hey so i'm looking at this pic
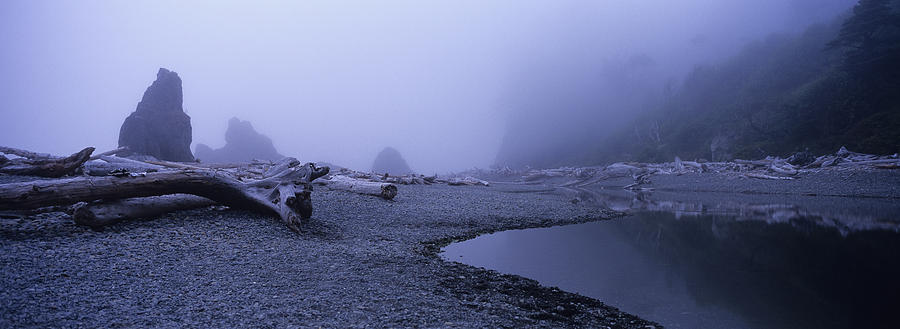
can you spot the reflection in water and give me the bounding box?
[442,191,900,328]
[566,187,900,234]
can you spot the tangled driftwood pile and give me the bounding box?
[0,146,492,231]
[488,147,899,190]
[0,146,329,232]
[321,166,489,192]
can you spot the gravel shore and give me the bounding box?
[5,167,896,327]
[0,181,657,328]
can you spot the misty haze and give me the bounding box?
[1,1,899,328]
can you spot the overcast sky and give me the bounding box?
[0,0,854,173]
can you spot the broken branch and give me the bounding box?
[0,147,95,177]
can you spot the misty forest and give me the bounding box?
[1,1,899,328]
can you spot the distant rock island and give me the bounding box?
[371,147,412,175]
[118,68,195,161]
[195,117,284,163]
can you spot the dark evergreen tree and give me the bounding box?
[829,0,900,88]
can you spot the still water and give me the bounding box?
[441,189,900,328]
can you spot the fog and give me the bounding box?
[0,0,855,173]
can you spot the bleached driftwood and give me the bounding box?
[447,176,489,186]
[70,194,217,229]
[682,160,707,172]
[624,172,653,190]
[89,147,128,160]
[875,163,900,169]
[318,175,398,200]
[399,176,426,185]
[382,175,429,185]
[769,163,798,175]
[744,173,795,180]
[674,156,685,172]
[144,159,205,170]
[0,146,57,159]
[604,163,644,176]
[837,159,900,166]
[485,146,898,190]
[96,155,203,171]
[0,147,95,177]
[265,157,301,177]
[83,158,167,176]
[0,160,329,232]
[99,155,157,166]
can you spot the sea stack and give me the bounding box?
[194,117,285,163]
[371,147,413,175]
[118,68,194,161]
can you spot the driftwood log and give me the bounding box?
[447,176,490,186]
[0,146,95,177]
[744,173,795,180]
[0,146,60,159]
[318,175,398,200]
[265,157,301,177]
[70,194,216,229]
[769,163,798,175]
[88,147,128,160]
[83,157,166,176]
[0,161,329,232]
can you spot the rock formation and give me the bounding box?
[194,117,285,163]
[371,147,413,175]
[118,68,194,161]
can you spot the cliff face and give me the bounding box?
[118,68,194,161]
[371,147,413,175]
[195,117,284,163]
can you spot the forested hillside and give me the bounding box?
[496,0,900,167]
[602,0,900,163]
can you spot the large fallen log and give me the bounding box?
[0,147,95,177]
[0,161,329,232]
[317,175,398,200]
[70,194,217,229]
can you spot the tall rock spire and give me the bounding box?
[118,68,194,161]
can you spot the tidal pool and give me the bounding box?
[441,190,900,329]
